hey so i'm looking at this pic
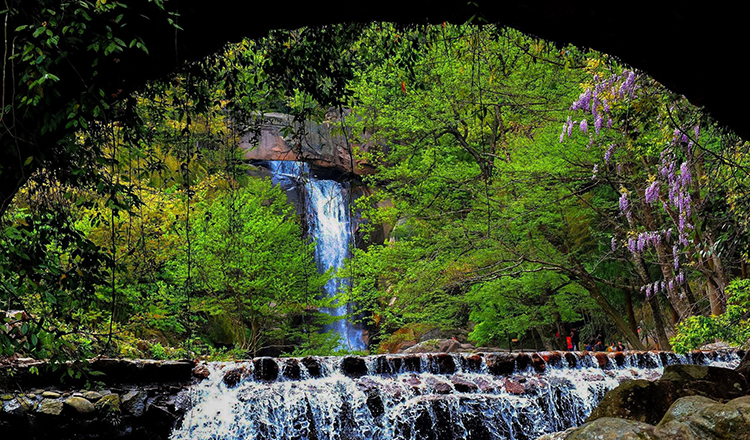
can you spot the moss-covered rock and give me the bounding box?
[63,396,95,415]
[94,393,121,413]
[37,398,63,416]
[568,417,656,440]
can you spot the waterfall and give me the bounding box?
[267,161,365,351]
[171,350,741,440]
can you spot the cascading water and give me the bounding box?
[267,161,365,351]
[171,350,741,440]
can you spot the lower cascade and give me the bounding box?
[171,350,740,440]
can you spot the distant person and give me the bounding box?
[616,341,626,352]
[566,332,574,351]
[594,339,606,352]
[571,328,580,351]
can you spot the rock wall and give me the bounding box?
[0,359,198,439]
[240,111,376,177]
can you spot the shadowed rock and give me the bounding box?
[282,359,301,380]
[301,357,322,378]
[485,354,515,375]
[341,356,367,378]
[253,357,280,382]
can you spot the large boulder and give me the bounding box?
[660,364,747,399]
[567,417,656,440]
[588,365,748,426]
[587,379,676,425]
[655,396,750,440]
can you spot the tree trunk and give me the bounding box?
[571,263,645,350]
[624,286,638,337]
[632,254,672,350]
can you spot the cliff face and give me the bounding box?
[240,112,376,177]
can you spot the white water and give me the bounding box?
[171,350,740,440]
[268,161,365,351]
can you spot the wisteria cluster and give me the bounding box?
[563,68,700,301]
[659,134,697,247]
[626,229,672,254]
[560,70,638,146]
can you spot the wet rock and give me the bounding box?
[341,356,367,378]
[121,390,148,417]
[504,378,525,395]
[402,355,421,373]
[425,376,452,394]
[253,357,280,382]
[301,356,322,377]
[402,375,422,391]
[41,391,60,399]
[64,396,95,416]
[429,353,456,374]
[485,353,515,375]
[94,393,121,413]
[373,355,401,375]
[531,353,546,372]
[222,366,249,387]
[474,377,497,393]
[357,378,384,418]
[516,353,531,371]
[461,354,482,372]
[613,352,626,367]
[282,359,301,380]
[450,375,477,393]
[564,352,577,368]
[37,398,63,416]
[567,417,656,440]
[192,364,210,380]
[542,352,562,367]
[594,352,610,369]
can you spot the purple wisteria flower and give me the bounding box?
[694,125,700,140]
[592,164,598,179]
[628,238,636,253]
[611,237,616,252]
[637,233,647,252]
[673,245,679,270]
[605,144,616,164]
[619,192,629,213]
[580,119,588,133]
[645,181,660,204]
[595,114,603,135]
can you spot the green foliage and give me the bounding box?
[671,279,750,353]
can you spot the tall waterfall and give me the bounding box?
[171,350,741,440]
[268,161,365,351]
